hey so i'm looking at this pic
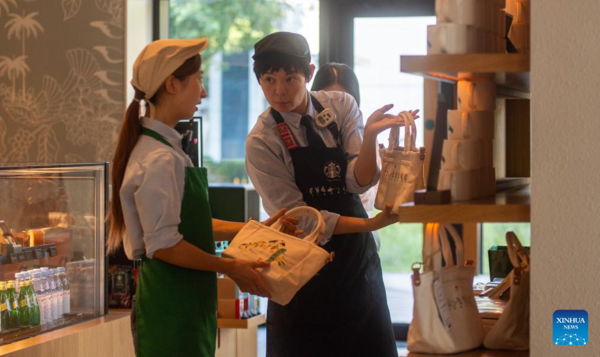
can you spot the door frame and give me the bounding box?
[319,0,435,67]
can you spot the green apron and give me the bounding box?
[136,128,217,357]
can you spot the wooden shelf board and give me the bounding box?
[399,185,530,223]
[217,314,266,329]
[401,54,530,99]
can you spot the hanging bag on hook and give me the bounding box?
[375,111,425,213]
[407,223,484,354]
[483,231,530,350]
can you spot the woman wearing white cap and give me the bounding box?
[107,38,298,357]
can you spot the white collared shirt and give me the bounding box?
[120,117,193,260]
[245,90,380,244]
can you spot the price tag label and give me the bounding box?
[434,278,452,330]
[34,248,44,259]
[17,252,26,262]
[24,250,34,261]
[49,246,58,257]
[9,253,19,264]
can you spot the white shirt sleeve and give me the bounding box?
[128,151,186,258]
[337,93,381,194]
[245,134,340,245]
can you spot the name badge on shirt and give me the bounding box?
[276,123,299,150]
[314,108,336,128]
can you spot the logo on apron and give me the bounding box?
[323,161,341,179]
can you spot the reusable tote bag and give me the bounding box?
[407,223,484,354]
[375,111,425,213]
[484,231,530,350]
[222,206,334,306]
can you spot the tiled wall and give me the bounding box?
[0,0,125,164]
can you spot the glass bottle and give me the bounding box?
[6,281,20,328]
[0,282,9,331]
[26,280,40,326]
[32,272,47,325]
[18,281,31,326]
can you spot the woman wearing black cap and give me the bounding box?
[246,32,419,357]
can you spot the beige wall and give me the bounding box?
[0,0,125,164]
[532,0,600,355]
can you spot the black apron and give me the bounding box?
[266,95,397,357]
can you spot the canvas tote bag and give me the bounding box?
[375,111,425,213]
[222,206,334,306]
[484,231,530,350]
[407,223,484,354]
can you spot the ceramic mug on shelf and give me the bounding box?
[457,80,496,111]
[441,139,493,171]
[447,109,495,140]
[436,0,488,30]
[427,24,484,54]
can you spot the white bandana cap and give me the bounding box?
[131,38,209,116]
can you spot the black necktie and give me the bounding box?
[300,115,325,148]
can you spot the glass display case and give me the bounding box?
[0,163,108,345]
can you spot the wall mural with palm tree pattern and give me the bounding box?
[0,0,125,164]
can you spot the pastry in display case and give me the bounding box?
[0,163,107,345]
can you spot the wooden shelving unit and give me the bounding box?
[399,185,530,223]
[401,53,530,99]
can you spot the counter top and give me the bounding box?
[0,312,134,357]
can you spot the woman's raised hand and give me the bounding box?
[364,105,420,137]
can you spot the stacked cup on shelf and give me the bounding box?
[430,0,508,54]
[505,0,530,53]
[437,79,497,201]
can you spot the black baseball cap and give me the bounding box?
[252,32,311,62]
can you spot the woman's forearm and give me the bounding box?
[153,239,234,273]
[212,219,245,241]
[333,215,379,235]
[353,132,378,187]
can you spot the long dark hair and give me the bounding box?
[311,62,361,107]
[107,54,202,254]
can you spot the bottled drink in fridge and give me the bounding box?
[50,269,64,318]
[6,282,20,328]
[32,272,47,325]
[40,270,55,323]
[26,280,40,326]
[0,282,9,331]
[57,267,70,314]
[17,281,31,326]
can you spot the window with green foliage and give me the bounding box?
[168,0,319,183]
[377,222,424,273]
[481,223,531,276]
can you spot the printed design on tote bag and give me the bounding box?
[239,240,287,266]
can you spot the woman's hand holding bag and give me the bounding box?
[223,206,333,306]
[375,110,426,213]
